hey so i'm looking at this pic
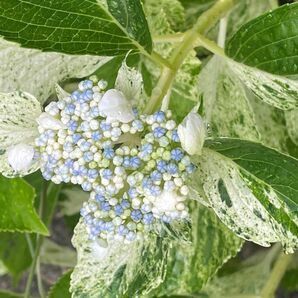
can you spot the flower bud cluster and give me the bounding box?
[35,77,195,242]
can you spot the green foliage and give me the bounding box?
[70,202,242,297]
[153,205,242,296]
[226,3,298,79]
[200,245,280,297]
[196,138,298,252]
[0,0,151,56]
[0,233,33,280]
[0,291,22,298]
[48,270,72,298]
[0,176,48,235]
[0,0,297,297]
[281,268,298,292]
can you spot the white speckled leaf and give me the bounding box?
[201,245,280,298]
[0,91,41,149]
[229,60,298,110]
[285,109,298,147]
[0,39,108,103]
[152,203,243,296]
[249,94,290,153]
[115,62,144,104]
[70,220,170,298]
[196,138,298,252]
[200,56,259,141]
[71,204,242,297]
[0,91,41,177]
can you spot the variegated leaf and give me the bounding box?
[228,60,298,110]
[115,62,144,105]
[70,220,170,298]
[70,203,242,297]
[0,91,41,177]
[199,56,259,141]
[285,109,298,147]
[195,138,298,252]
[0,39,107,103]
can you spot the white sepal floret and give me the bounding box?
[7,143,35,172]
[177,111,206,155]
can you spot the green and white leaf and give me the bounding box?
[0,39,107,104]
[248,94,290,153]
[0,91,40,149]
[196,138,298,252]
[0,176,48,235]
[115,62,144,105]
[0,91,41,177]
[40,239,76,268]
[228,60,298,110]
[226,3,298,79]
[201,245,280,298]
[153,204,242,296]
[71,201,242,297]
[70,220,170,298]
[199,56,259,141]
[0,0,152,56]
[285,109,298,147]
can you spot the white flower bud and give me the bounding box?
[177,112,206,155]
[153,190,183,213]
[36,112,64,130]
[7,144,35,172]
[98,89,134,123]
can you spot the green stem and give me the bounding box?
[148,50,174,69]
[24,181,48,298]
[153,33,184,43]
[36,257,45,298]
[260,251,292,298]
[24,235,43,298]
[145,0,235,114]
[197,34,226,57]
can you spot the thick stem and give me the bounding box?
[260,251,292,298]
[145,0,235,114]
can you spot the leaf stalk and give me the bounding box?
[145,0,235,114]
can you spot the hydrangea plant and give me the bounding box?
[0,0,297,297]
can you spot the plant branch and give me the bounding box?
[148,50,174,69]
[260,250,292,298]
[153,33,184,43]
[145,0,235,114]
[24,181,48,298]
